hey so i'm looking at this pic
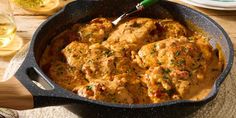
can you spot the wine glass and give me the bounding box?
[0,0,16,48]
[0,0,19,57]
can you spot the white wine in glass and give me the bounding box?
[0,0,21,56]
[0,14,16,47]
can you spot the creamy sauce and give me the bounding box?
[40,18,224,104]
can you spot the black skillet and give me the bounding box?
[0,0,234,117]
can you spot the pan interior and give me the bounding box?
[31,0,233,106]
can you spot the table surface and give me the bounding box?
[0,0,236,118]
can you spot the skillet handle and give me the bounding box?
[0,76,34,110]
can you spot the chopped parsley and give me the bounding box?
[66,48,72,53]
[171,58,186,66]
[182,47,189,53]
[103,50,113,57]
[178,59,186,65]
[163,75,169,79]
[86,85,93,90]
[157,60,162,65]
[175,50,181,56]
[163,68,171,74]
[150,48,156,55]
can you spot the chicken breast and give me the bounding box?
[78,18,113,44]
[103,18,159,52]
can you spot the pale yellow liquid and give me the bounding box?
[0,14,21,56]
[0,14,16,47]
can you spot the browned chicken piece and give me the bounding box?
[156,19,187,39]
[73,73,150,104]
[136,36,203,70]
[103,18,159,52]
[143,66,180,103]
[78,18,113,44]
[49,61,88,91]
[63,42,116,80]
[74,77,134,104]
[111,73,151,104]
[138,36,219,99]
[62,41,89,69]
[62,41,134,81]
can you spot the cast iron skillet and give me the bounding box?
[0,0,233,116]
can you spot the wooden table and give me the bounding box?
[0,0,236,117]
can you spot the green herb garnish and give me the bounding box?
[66,48,72,53]
[178,59,186,65]
[163,68,171,74]
[86,85,93,90]
[103,50,113,57]
[157,60,162,65]
[163,75,169,79]
[175,50,181,56]
[150,48,156,55]
[182,47,189,53]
